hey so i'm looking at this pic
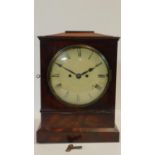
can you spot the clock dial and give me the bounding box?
[48,45,110,106]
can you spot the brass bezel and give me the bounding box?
[47,44,111,107]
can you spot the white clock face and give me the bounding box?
[48,45,110,106]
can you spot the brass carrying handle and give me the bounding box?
[65,30,94,33]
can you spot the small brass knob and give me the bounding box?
[36,74,40,78]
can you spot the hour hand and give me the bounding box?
[55,63,76,75]
[81,62,102,76]
[81,68,94,75]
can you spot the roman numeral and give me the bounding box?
[55,83,62,88]
[88,93,93,98]
[76,94,80,103]
[98,74,107,78]
[64,91,69,98]
[51,74,60,77]
[77,48,81,57]
[94,84,102,90]
[66,53,71,59]
[88,52,93,59]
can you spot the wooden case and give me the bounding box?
[37,31,120,143]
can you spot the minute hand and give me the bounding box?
[81,62,102,76]
[55,63,77,75]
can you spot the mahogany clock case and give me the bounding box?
[37,31,120,143]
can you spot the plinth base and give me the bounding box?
[37,126,119,143]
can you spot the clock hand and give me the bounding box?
[95,62,102,68]
[55,63,77,75]
[80,68,93,75]
[81,62,102,76]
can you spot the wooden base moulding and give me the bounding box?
[37,127,119,143]
[37,113,119,143]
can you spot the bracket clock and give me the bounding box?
[37,31,120,143]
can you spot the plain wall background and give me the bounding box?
[34,0,120,154]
